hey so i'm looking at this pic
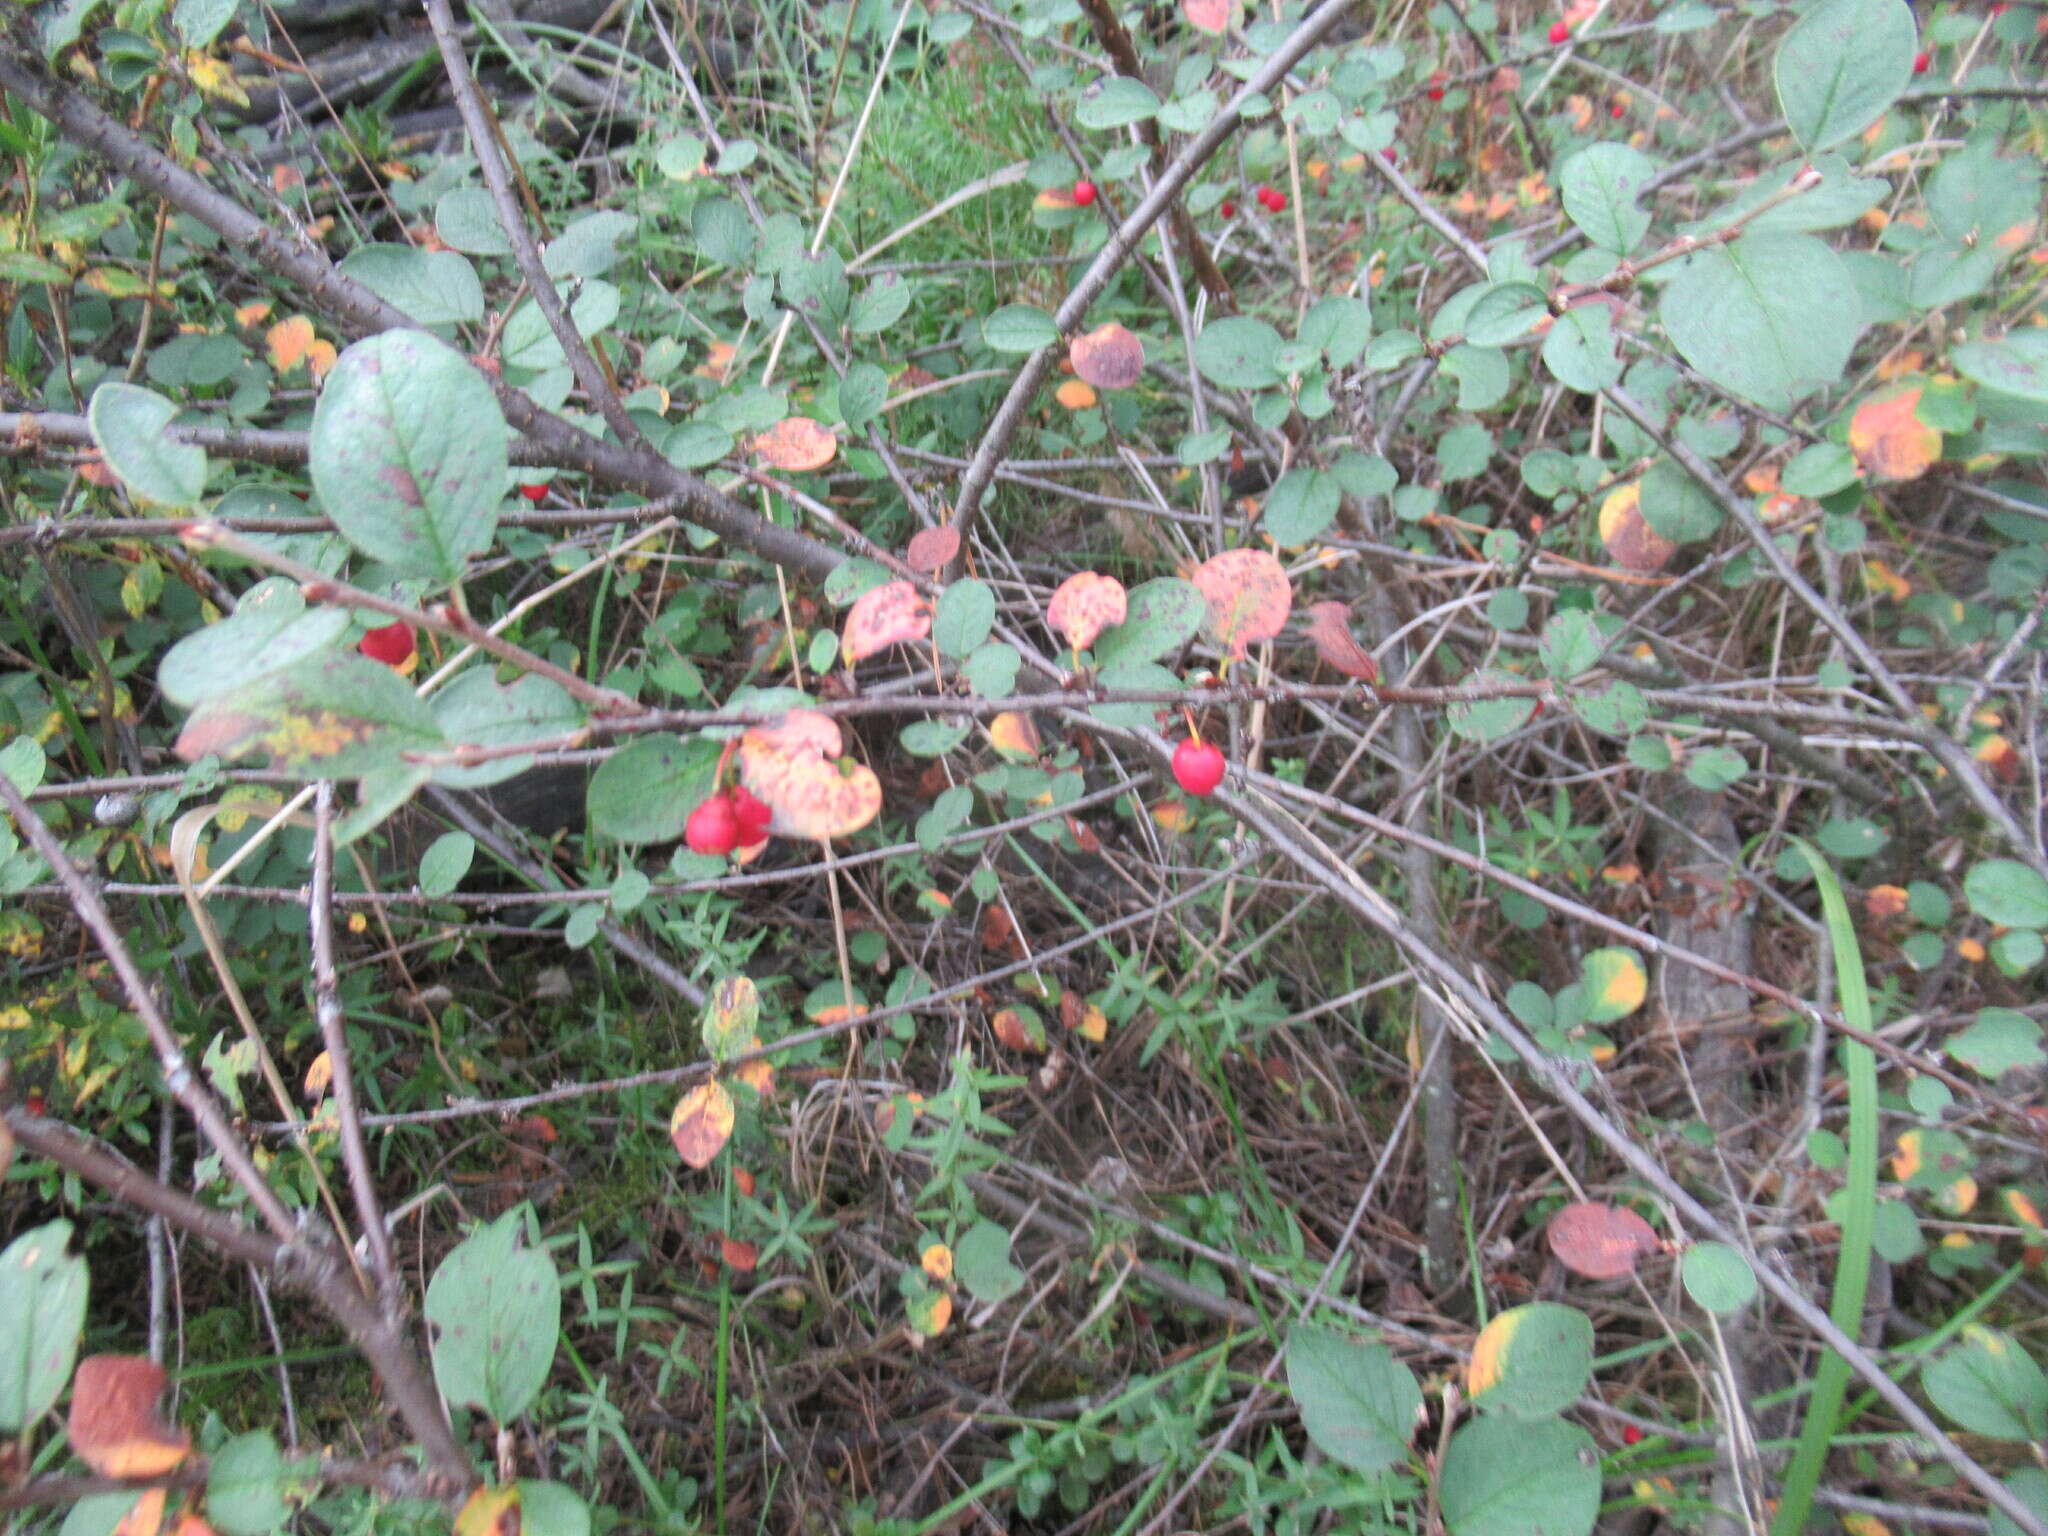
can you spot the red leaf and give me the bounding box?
[1547,1200,1659,1280]
[842,580,933,665]
[1047,571,1128,653]
[906,526,960,574]
[1190,548,1292,661]
[1304,601,1378,682]
[1070,323,1145,390]
[736,709,883,841]
[66,1356,191,1478]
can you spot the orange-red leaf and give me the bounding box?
[992,1008,1047,1053]
[906,525,960,574]
[1054,378,1098,409]
[736,709,883,841]
[1184,0,1232,32]
[303,1050,333,1102]
[454,1484,521,1536]
[842,580,933,665]
[754,416,838,472]
[1190,548,1292,660]
[1848,387,1941,482]
[1304,601,1378,682]
[67,1356,191,1479]
[1547,1201,1660,1280]
[988,711,1041,760]
[1069,323,1145,390]
[1597,483,1674,574]
[1047,571,1128,653]
[921,1242,954,1282]
[670,1080,736,1169]
[720,1235,759,1271]
[266,315,316,373]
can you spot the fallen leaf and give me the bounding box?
[1598,483,1675,573]
[670,1081,736,1169]
[842,580,933,665]
[1303,601,1378,682]
[1047,571,1128,653]
[67,1356,191,1478]
[906,525,960,574]
[1547,1201,1659,1280]
[1054,378,1098,409]
[1848,387,1941,481]
[1070,323,1145,390]
[755,417,838,472]
[736,709,883,841]
[1190,548,1293,660]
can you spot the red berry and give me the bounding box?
[519,482,548,503]
[1548,18,1571,42]
[357,620,416,669]
[25,1092,45,1116]
[1266,188,1288,212]
[1381,147,1397,164]
[1611,100,1625,117]
[685,794,740,856]
[1622,1425,1646,1446]
[1912,50,1930,73]
[1072,180,1097,207]
[729,784,773,845]
[1427,72,1447,101]
[1220,199,1237,218]
[1172,739,1226,798]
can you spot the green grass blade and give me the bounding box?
[1768,839,1878,1536]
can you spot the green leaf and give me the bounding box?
[1091,578,1204,669]
[419,832,475,899]
[425,1207,561,1424]
[1963,859,2048,929]
[1688,153,1887,237]
[983,304,1060,353]
[336,244,484,325]
[1990,1468,2048,1536]
[1447,670,1536,743]
[0,1221,88,1433]
[850,274,912,335]
[1090,660,1180,729]
[1684,745,1748,790]
[1262,468,1340,547]
[173,651,444,780]
[434,187,512,256]
[1659,234,1860,410]
[917,784,975,853]
[1440,1416,1599,1536]
[1680,1242,1757,1314]
[1299,294,1372,366]
[935,578,996,659]
[1947,1008,2045,1077]
[1924,1327,2048,1441]
[310,330,508,581]
[1542,305,1622,394]
[1773,0,1916,152]
[1286,1326,1422,1475]
[1195,316,1289,390]
[692,197,755,267]
[1463,284,1549,347]
[1953,332,2048,406]
[57,1494,142,1536]
[585,734,720,845]
[172,0,236,48]
[1441,344,1510,409]
[206,1430,291,1536]
[429,673,584,790]
[157,577,349,709]
[1470,1302,1593,1418]
[87,382,207,507]
[1538,611,1602,680]
[1781,442,1860,497]
[1640,458,1724,543]
[954,1221,1025,1304]
[1074,76,1160,129]
[1579,947,1647,1023]
[516,1481,591,1536]
[1559,143,1656,254]
[543,211,635,281]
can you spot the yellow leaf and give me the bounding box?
[921,1242,953,1282]
[669,1080,736,1169]
[1848,387,1941,481]
[266,314,316,373]
[454,1484,522,1536]
[1466,1308,1521,1397]
[184,52,250,108]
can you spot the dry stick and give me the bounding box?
[312,781,399,1299]
[1222,787,2048,1536]
[0,775,300,1242]
[1603,388,2048,883]
[0,54,841,581]
[0,1108,474,1492]
[425,0,641,453]
[943,0,1377,572]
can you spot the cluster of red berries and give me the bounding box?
[1426,71,1448,101]
[685,784,772,856]
[1172,738,1226,797]
[1072,179,1098,206]
[1253,183,1287,214]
